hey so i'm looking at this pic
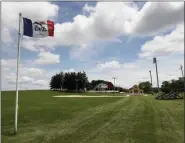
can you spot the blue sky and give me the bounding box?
[1,2,184,90]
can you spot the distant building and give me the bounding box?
[94,83,108,90]
[129,85,143,95]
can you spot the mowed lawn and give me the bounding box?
[2,90,184,143]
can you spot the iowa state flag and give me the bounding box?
[23,17,54,38]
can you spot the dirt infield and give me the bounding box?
[53,95,129,98]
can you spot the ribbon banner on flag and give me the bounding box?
[23,17,54,38]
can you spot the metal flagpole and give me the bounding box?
[149,70,153,95]
[15,13,22,134]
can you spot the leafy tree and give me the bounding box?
[50,73,62,90]
[139,81,152,93]
[161,81,170,93]
[50,71,89,92]
[50,75,55,90]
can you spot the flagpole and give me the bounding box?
[15,13,22,134]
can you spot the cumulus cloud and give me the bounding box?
[63,68,75,73]
[131,2,184,36]
[54,2,183,47]
[87,54,183,88]
[32,80,48,86]
[2,28,13,43]
[2,2,59,30]
[5,75,34,84]
[139,24,184,58]
[2,2,59,52]
[1,58,23,69]
[1,2,184,90]
[1,60,57,90]
[2,2,184,52]
[34,52,60,65]
[97,61,121,70]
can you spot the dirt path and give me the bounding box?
[53,95,129,98]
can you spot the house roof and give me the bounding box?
[95,83,108,89]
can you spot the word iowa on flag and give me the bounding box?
[23,17,54,38]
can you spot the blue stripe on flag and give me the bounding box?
[23,18,33,37]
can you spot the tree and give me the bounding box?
[50,71,89,92]
[159,77,184,93]
[139,81,152,93]
[63,72,76,91]
[161,81,170,93]
[50,73,62,90]
[60,72,65,90]
[50,75,55,90]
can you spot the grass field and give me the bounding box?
[2,90,184,143]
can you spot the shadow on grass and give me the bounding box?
[2,129,16,137]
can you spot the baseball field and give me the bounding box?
[1,90,184,143]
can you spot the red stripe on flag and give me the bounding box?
[47,20,54,37]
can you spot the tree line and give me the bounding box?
[50,71,184,93]
[161,77,184,93]
[138,77,184,93]
[50,71,88,92]
[49,72,128,92]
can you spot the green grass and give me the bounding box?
[2,90,184,143]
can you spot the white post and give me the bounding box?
[15,13,22,134]
[112,77,116,93]
[149,70,153,94]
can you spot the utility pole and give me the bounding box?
[149,70,153,95]
[180,65,184,77]
[153,57,160,93]
[112,77,116,93]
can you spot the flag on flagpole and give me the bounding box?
[22,17,54,38]
[14,14,55,134]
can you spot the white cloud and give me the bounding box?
[2,65,55,90]
[19,76,34,84]
[139,24,184,59]
[2,28,13,43]
[2,2,59,30]
[34,52,60,65]
[83,3,95,14]
[131,2,184,36]
[2,2,184,52]
[123,63,136,69]
[63,68,75,73]
[87,54,183,88]
[2,2,59,52]
[54,2,183,47]
[1,58,23,69]
[21,37,57,52]
[32,80,48,86]
[1,2,184,90]
[5,75,34,84]
[97,61,121,70]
